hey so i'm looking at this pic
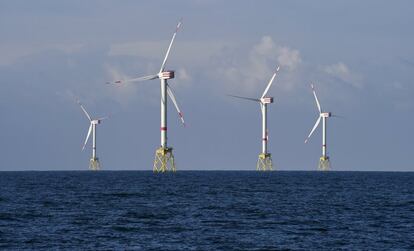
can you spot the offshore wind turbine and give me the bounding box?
[78,101,108,170]
[229,67,280,171]
[304,84,337,171]
[107,20,185,173]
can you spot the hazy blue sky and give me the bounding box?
[1,0,413,171]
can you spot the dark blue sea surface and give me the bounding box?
[0,171,413,250]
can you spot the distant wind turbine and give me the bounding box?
[304,84,339,170]
[107,19,185,173]
[229,66,280,171]
[78,101,108,171]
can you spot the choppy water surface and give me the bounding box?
[0,171,413,250]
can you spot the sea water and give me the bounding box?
[0,171,413,250]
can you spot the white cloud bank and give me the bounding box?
[213,36,302,94]
[251,36,301,71]
[323,62,363,88]
[0,43,85,66]
[106,36,363,102]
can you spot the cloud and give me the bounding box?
[176,68,191,82]
[251,36,301,71]
[276,46,302,70]
[108,40,234,67]
[323,62,362,88]
[107,40,233,92]
[106,65,128,82]
[0,43,85,66]
[251,36,301,70]
[108,38,303,98]
[212,36,303,94]
[103,65,142,106]
[108,41,161,58]
[323,62,349,79]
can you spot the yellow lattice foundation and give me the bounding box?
[153,147,176,173]
[318,156,330,171]
[89,158,100,171]
[256,153,273,171]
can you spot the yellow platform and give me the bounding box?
[257,153,273,171]
[153,147,176,173]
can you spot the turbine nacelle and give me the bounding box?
[321,112,331,118]
[260,97,274,104]
[158,71,175,80]
[91,120,101,125]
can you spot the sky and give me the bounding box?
[0,0,413,171]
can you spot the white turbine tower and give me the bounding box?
[229,67,280,171]
[304,84,336,171]
[78,101,107,170]
[108,20,185,173]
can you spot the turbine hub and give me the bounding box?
[261,97,274,104]
[159,71,175,80]
[92,120,100,125]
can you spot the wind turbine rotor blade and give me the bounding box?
[227,94,260,102]
[97,116,109,121]
[78,101,92,121]
[82,124,93,151]
[166,84,185,126]
[106,74,158,85]
[159,19,182,73]
[305,116,321,143]
[261,66,280,99]
[311,84,322,113]
[331,114,345,119]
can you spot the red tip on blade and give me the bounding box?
[179,112,183,118]
[115,80,122,84]
[176,19,183,31]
